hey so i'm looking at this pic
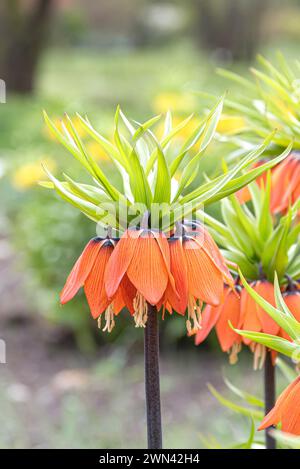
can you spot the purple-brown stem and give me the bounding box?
[264,350,276,449]
[144,303,162,449]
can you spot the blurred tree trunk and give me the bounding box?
[193,0,269,61]
[0,0,53,94]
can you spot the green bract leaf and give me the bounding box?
[207,384,263,420]
[258,172,273,240]
[170,95,224,176]
[207,141,292,204]
[223,377,264,408]
[42,165,102,222]
[43,102,290,235]
[114,107,153,206]
[220,54,300,148]
[233,328,300,359]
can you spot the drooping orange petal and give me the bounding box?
[126,232,169,305]
[282,380,300,435]
[215,289,242,352]
[259,377,300,431]
[60,238,103,304]
[239,286,261,345]
[104,229,141,299]
[119,274,136,315]
[254,281,280,336]
[274,163,300,213]
[113,288,126,316]
[166,238,188,314]
[152,230,178,296]
[195,303,221,345]
[270,155,299,213]
[84,243,113,319]
[192,227,234,289]
[184,238,223,306]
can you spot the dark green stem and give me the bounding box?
[264,350,276,449]
[144,303,162,449]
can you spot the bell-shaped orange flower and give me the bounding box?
[195,285,242,363]
[104,228,176,327]
[145,222,233,332]
[164,222,234,332]
[270,153,300,214]
[160,236,188,316]
[259,376,300,435]
[237,152,300,214]
[195,279,283,367]
[60,237,136,332]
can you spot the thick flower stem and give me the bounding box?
[264,350,276,449]
[144,303,162,449]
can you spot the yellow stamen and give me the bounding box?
[133,293,148,328]
[102,304,115,333]
[186,296,202,334]
[97,316,102,329]
[251,343,266,370]
[229,342,242,365]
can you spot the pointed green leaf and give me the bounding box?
[207,384,263,420]
[223,377,264,408]
[234,328,300,359]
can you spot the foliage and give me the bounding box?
[235,272,300,360]
[219,54,300,151]
[42,101,288,237]
[1,45,232,345]
[203,176,299,282]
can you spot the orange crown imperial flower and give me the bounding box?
[195,275,300,368]
[219,54,300,216]
[104,226,175,327]
[41,104,289,333]
[237,153,300,215]
[158,221,234,333]
[60,236,136,332]
[195,173,300,364]
[60,220,234,332]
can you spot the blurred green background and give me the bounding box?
[0,0,299,448]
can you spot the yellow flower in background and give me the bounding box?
[12,158,57,190]
[86,141,110,162]
[216,115,246,135]
[44,115,87,141]
[153,92,196,114]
